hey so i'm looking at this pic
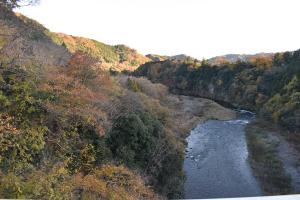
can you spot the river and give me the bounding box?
[184,110,262,199]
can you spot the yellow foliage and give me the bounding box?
[0,114,20,135]
[0,38,6,49]
[74,164,161,200]
[272,112,280,123]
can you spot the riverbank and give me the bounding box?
[174,93,300,197]
[184,110,261,199]
[245,120,300,195]
[116,76,237,197]
[117,76,237,138]
[168,95,237,137]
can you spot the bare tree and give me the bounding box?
[0,0,39,10]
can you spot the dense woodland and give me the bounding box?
[0,4,187,199]
[135,51,300,133]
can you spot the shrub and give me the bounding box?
[126,78,141,92]
[74,164,160,200]
[106,111,164,169]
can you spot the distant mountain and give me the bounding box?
[169,54,197,62]
[146,54,199,63]
[148,53,275,66]
[146,54,169,62]
[208,53,274,65]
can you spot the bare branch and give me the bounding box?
[0,0,40,10]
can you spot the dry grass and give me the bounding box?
[245,121,292,195]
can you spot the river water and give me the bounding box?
[184,110,262,199]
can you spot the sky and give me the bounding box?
[17,0,300,59]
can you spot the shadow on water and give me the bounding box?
[184,110,262,199]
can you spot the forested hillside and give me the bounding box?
[49,33,150,71]
[135,50,300,132]
[0,4,239,198]
[1,1,299,198]
[0,9,149,72]
[0,6,184,199]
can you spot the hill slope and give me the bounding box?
[50,33,150,71]
[0,7,171,199]
[135,50,300,132]
[0,8,149,72]
[0,8,71,68]
[0,7,235,199]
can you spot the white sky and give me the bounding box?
[17,0,300,59]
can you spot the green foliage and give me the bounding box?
[0,164,74,199]
[126,78,141,92]
[47,33,120,64]
[106,111,163,169]
[0,9,182,198]
[105,111,184,198]
[92,40,119,63]
[0,63,111,184]
[45,114,112,174]
[135,49,300,131]
[0,65,49,124]
[0,126,47,173]
[68,144,96,174]
[130,60,139,66]
[284,75,300,93]
[115,45,129,63]
[262,74,300,130]
[0,65,50,173]
[0,62,184,198]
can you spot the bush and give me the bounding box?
[105,110,185,198]
[126,78,141,92]
[74,164,160,200]
[106,111,164,169]
[0,65,49,173]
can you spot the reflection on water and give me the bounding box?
[184,111,261,199]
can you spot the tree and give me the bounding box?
[0,0,39,10]
[126,78,141,92]
[66,51,100,86]
[105,112,164,169]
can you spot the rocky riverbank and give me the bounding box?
[245,120,300,195]
[163,94,237,138]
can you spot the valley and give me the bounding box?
[0,2,300,199]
